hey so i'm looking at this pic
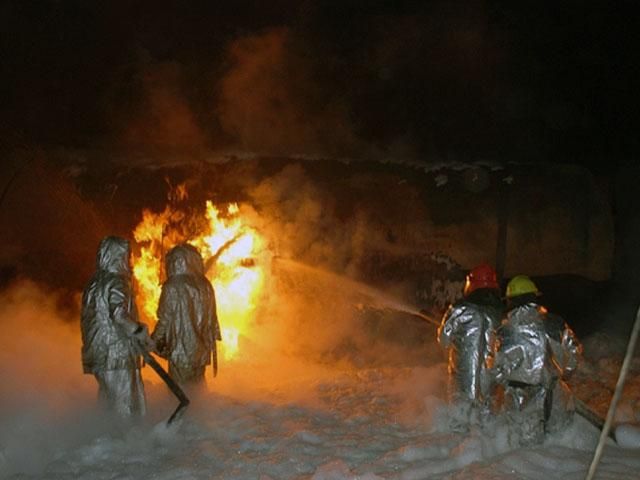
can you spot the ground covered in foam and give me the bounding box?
[2,362,639,480]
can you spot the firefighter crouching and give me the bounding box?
[493,275,582,446]
[438,264,504,432]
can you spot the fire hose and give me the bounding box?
[410,310,441,327]
[141,351,190,425]
[574,398,617,443]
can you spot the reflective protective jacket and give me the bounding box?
[438,289,503,402]
[545,312,581,380]
[152,244,220,368]
[496,302,581,387]
[81,237,143,373]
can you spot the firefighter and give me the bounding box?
[494,275,582,446]
[81,236,153,418]
[152,243,221,386]
[437,263,504,431]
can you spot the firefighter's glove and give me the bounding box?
[154,338,169,359]
[132,324,155,353]
[492,365,508,384]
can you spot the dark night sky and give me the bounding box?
[1,0,638,170]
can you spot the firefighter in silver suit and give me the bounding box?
[81,236,153,418]
[438,264,503,431]
[152,243,221,386]
[494,275,582,446]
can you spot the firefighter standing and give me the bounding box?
[437,264,504,431]
[81,236,153,418]
[152,243,221,386]
[494,275,582,446]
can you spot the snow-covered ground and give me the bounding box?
[1,282,639,480]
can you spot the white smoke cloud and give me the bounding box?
[0,281,102,475]
[227,163,445,372]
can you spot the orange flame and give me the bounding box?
[132,192,266,361]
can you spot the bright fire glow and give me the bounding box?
[132,191,265,361]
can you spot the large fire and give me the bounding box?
[131,187,266,361]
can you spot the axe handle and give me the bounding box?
[142,351,190,423]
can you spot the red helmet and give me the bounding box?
[464,263,499,296]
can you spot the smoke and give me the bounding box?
[117,161,446,400]
[217,28,366,158]
[218,163,444,373]
[0,157,109,290]
[0,156,450,403]
[0,158,446,424]
[0,281,89,408]
[5,2,634,166]
[0,280,101,475]
[113,26,367,158]
[247,163,364,270]
[120,60,208,151]
[80,2,503,161]
[0,162,450,474]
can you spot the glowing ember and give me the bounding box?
[132,189,266,361]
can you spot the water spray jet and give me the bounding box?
[273,257,440,327]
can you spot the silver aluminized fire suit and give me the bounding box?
[494,302,582,446]
[438,289,503,430]
[152,244,220,385]
[81,236,150,418]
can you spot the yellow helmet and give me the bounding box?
[506,275,540,298]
